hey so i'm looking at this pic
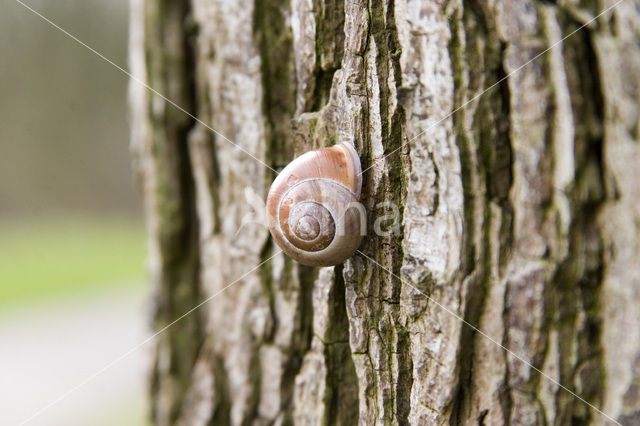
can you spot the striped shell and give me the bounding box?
[266,143,365,266]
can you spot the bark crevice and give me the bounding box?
[144,1,205,423]
[129,0,640,423]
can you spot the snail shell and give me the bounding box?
[266,143,365,266]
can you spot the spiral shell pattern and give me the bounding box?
[266,143,364,266]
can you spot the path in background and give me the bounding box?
[0,284,149,425]
[1,0,148,421]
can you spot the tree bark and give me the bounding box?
[129,0,640,424]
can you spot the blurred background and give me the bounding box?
[1,0,148,424]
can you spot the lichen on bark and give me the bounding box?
[130,0,640,424]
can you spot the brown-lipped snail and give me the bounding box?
[266,143,365,266]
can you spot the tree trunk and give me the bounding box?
[129,0,640,424]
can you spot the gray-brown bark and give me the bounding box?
[129,0,640,424]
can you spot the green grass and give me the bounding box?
[0,217,146,307]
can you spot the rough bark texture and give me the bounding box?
[129,0,640,424]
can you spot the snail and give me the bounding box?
[266,143,365,266]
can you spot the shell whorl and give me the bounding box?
[284,201,335,251]
[266,143,364,266]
